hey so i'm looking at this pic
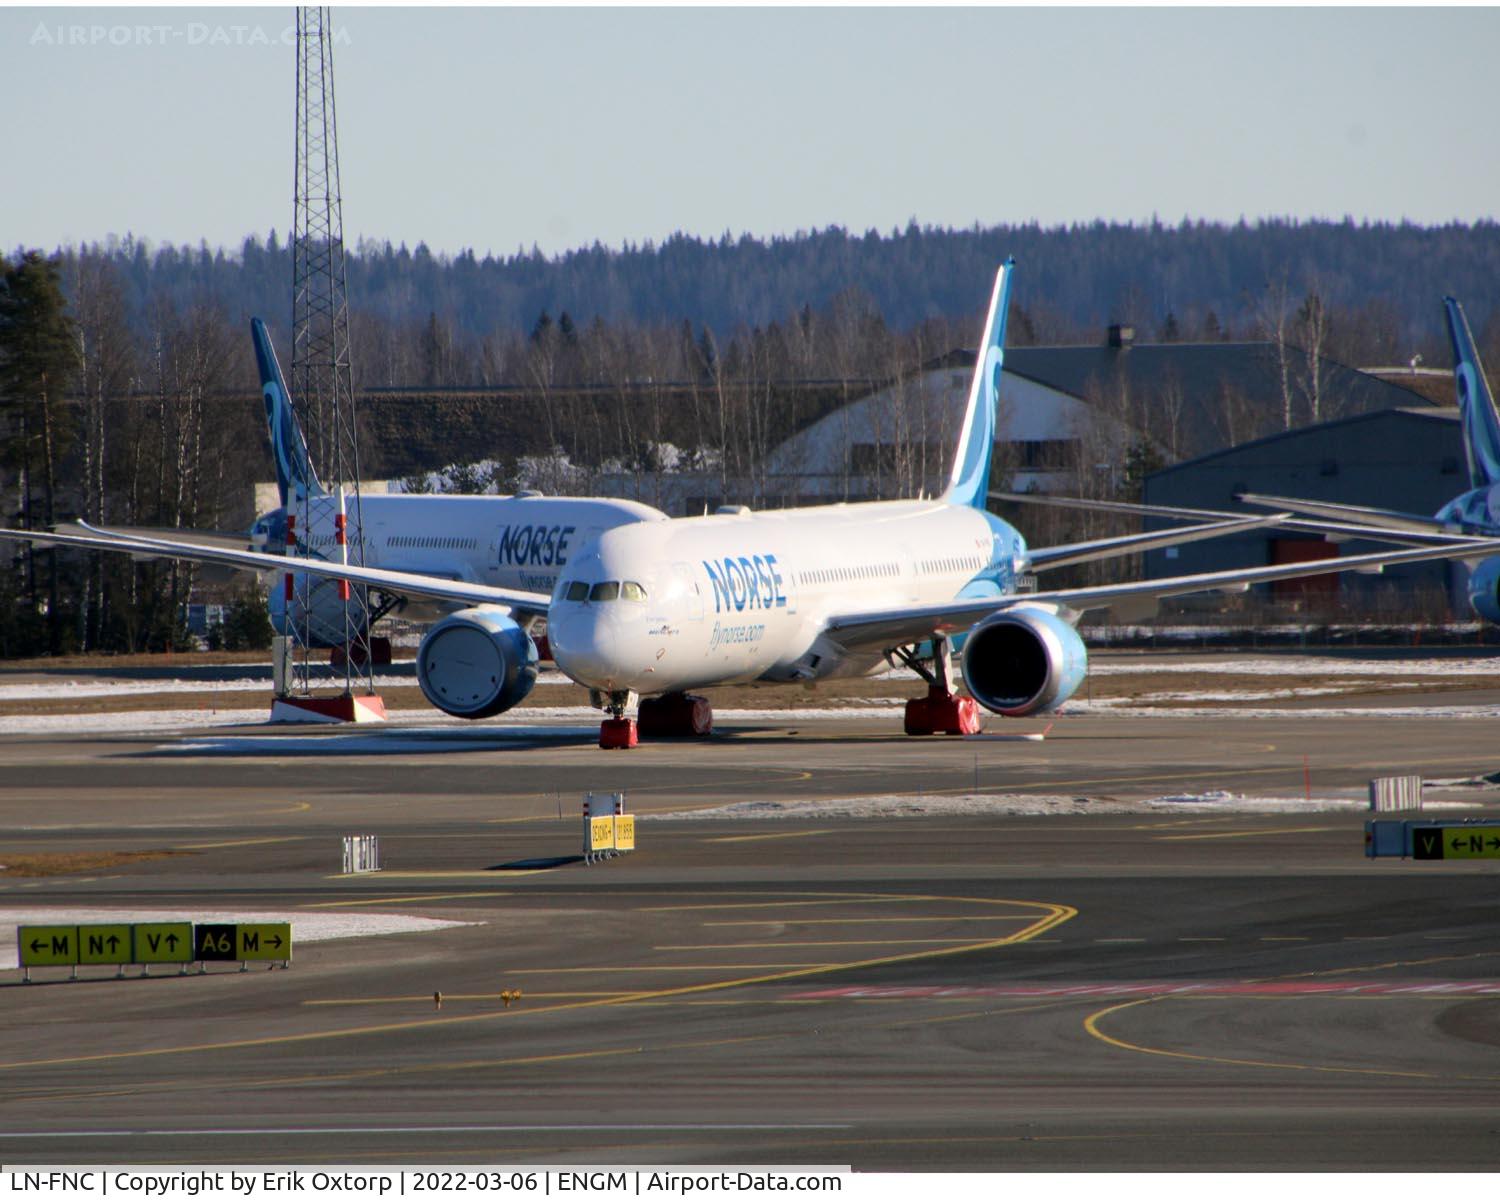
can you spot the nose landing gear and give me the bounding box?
[596,689,639,749]
[599,716,638,749]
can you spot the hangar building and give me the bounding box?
[1140,406,1465,609]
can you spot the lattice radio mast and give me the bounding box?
[282,5,378,713]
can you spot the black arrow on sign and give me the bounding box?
[106,935,120,951]
[267,935,284,949]
[28,938,45,952]
[165,933,179,949]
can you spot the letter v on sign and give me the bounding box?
[135,922,193,963]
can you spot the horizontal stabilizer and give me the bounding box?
[1028,514,1288,573]
[1235,492,1461,536]
[992,490,1479,547]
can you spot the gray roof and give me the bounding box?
[1002,342,1440,413]
[1146,405,1460,477]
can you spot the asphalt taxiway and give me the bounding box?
[3,685,1500,1169]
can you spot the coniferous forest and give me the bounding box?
[39,218,1500,382]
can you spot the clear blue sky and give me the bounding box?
[5,5,1498,258]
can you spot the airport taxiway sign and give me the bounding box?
[18,925,78,967]
[134,922,193,963]
[1413,827,1500,860]
[236,922,292,961]
[77,923,133,965]
[194,923,238,961]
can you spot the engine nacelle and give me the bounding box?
[269,573,369,648]
[1466,557,1500,624]
[417,607,538,719]
[960,604,1088,717]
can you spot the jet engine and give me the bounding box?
[1466,557,1500,624]
[269,573,370,648]
[417,607,538,719]
[960,604,1087,717]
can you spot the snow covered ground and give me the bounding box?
[0,666,579,702]
[647,791,1486,821]
[3,653,1498,737]
[7,694,1500,737]
[1068,699,1500,720]
[1088,656,1500,676]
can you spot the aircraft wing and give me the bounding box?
[54,522,258,553]
[1027,514,1287,572]
[991,489,1478,548]
[0,524,553,618]
[822,535,1500,653]
[1234,492,1468,536]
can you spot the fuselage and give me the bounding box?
[548,499,1031,696]
[254,492,667,614]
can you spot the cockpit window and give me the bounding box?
[589,581,620,602]
[621,581,647,603]
[565,581,589,602]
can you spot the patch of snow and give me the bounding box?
[1123,686,1379,703]
[162,726,601,755]
[1090,656,1500,677]
[12,690,1500,738]
[1066,700,1500,720]
[0,709,266,735]
[646,791,1493,820]
[0,675,420,701]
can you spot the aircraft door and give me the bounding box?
[900,542,919,602]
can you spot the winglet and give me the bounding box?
[943,260,1014,509]
[1444,297,1500,490]
[251,317,323,504]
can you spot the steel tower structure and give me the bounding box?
[284,4,376,704]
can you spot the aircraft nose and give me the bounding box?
[549,606,620,689]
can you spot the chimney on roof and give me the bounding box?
[1107,323,1135,350]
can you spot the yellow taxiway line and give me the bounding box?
[0,893,1076,1073]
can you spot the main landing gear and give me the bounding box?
[598,690,713,748]
[638,692,713,738]
[890,636,981,736]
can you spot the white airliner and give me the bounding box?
[8,263,1500,746]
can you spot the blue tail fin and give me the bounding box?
[942,259,1014,509]
[1445,297,1500,489]
[251,317,323,505]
